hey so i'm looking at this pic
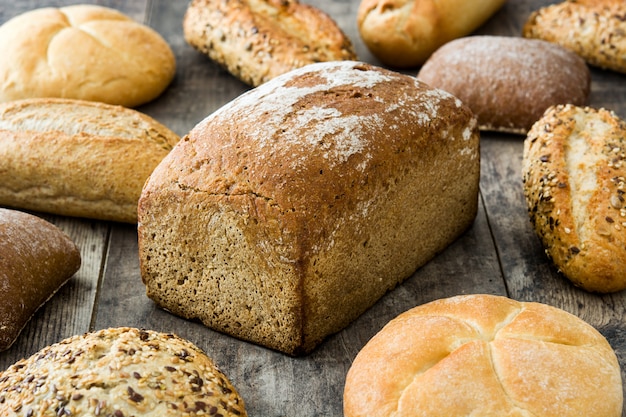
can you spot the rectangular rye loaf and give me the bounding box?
[137,61,480,355]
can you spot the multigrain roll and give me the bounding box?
[138,61,480,355]
[357,0,506,68]
[0,208,81,351]
[523,0,626,74]
[417,36,591,134]
[0,98,180,223]
[0,327,247,416]
[522,104,626,293]
[183,0,357,87]
[0,5,176,107]
[344,294,623,417]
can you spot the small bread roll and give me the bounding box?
[417,36,591,134]
[523,104,626,293]
[0,5,176,107]
[0,208,81,351]
[344,294,623,417]
[0,327,247,416]
[523,0,626,74]
[183,0,357,87]
[357,0,506,68]
[0,98,180,223]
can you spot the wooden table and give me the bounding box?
[1,1,625,415]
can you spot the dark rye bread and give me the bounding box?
[0,327,247,416]
[0,208,80,351]
[417,36,591,134]
[138,61,480,355]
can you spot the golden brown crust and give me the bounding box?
[417,36,591,134]
[0,327,247,416]
[344,294,623,417]
[0,208,81,351]
[138,61,480,355]
[357,0,507,68]
[523,0,626,74]
[183,0,357,87]
[522,104,626,293]
[0,5,176,107]
[0,98,180,223]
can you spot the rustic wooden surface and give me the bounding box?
[1,1,625,416]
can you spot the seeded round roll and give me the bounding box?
[0,327,247,416]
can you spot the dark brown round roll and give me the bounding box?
[417,36,591,134]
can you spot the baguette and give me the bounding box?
[0,208,81,351]
[0,98,180,223]
[523,0,626,74]
[357,0,506,67]
[522,104,626,293]
[0,327,247,416]
[183,0,357,87]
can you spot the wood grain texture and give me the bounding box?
[0,0,624,416]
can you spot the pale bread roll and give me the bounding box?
[0,208,81,351]
[523,0,626,74]
[417,36,591,134]
[523,104,626,293]
[183,0,357,87]
[138,61,480,355]
[344,294,623,417]
[357,0,506,67]
[0,98,180,223]
[0,5,176,107]
[0,327,247,416]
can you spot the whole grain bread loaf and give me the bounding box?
[0,208,81,351]
[0,5,176,107]
[344,294,623,417]
[183,0,357,86]
[0,327,247,416]
[523,104,626,293]
[0,98,180,223]
[138,61,480,355]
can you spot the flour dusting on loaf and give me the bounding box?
[138,61,480,355]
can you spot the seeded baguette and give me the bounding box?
[0,98,180,223]
[523,0,626,74]
[0,327,247,416]
[0,208,81,351]
[183,0,357,87]
[522,104,626,293]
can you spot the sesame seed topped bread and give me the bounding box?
[523,0,626,74]
[0,208,81,352]
[183,0,357,87]
[0,327,247,416]
[522,104,626,293]
[0,5,176,107]
[357,0,507,68]
[137,61,480,355]
[417,36,591,134]
[344,294,623,417]
[0,98,180,223]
